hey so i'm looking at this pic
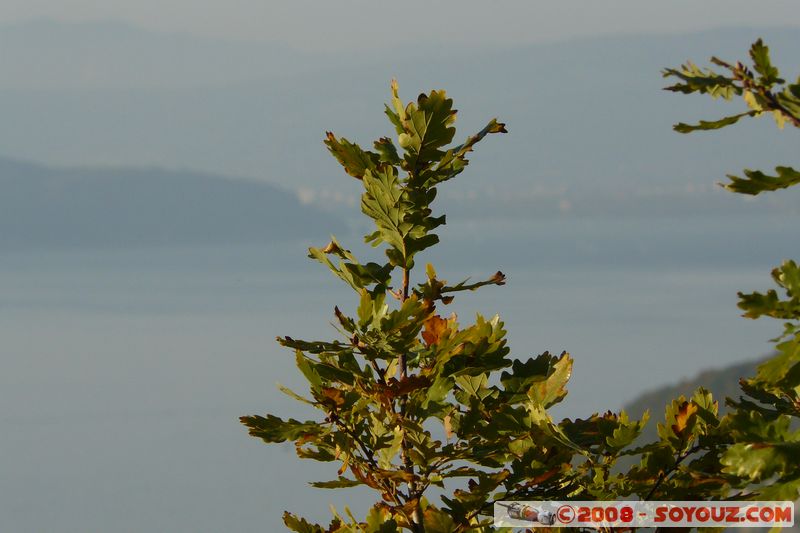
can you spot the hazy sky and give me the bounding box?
[1,0,799,50]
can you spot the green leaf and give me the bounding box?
[757,476,800,501]
[240,414,322,443]
[455,373,489,399]
[395,85,457,172]
[606,410,650,450]
[725,408,793,442]
[640,444,677,475]
[440,271,507,296]
[721,442,800,481]
[507,435,534,457]
[324,132,377,180]
[528,403,587,454]
[776,85,800,119]
[738,260,800,320]
[499,352,551,402]
[527,352,573,408]
[749,39,781,84]
[308,239,390,292]
[357,289,388,329]
[360,165,406,261]
[724,166,800,195]
[282,512,327,533]
[364,505,399,533]
[673,111,756,133]
[427,119,507,186]
[343,261,393,291]
[295,350,324,389]
[377,426,404,469]
[662,61,739,98]
[278,383,316,405]
[373,137,401,165]
[382,296,427,335]
[386,79,406,133]
[423,376,454,407]
[422,505,456,533]
[309,477,363,489]
[733,333,800,416]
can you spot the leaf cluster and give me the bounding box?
[663,39,800,504]
[664,39,800,195]
[240,82,674,532]
[243,46,800,531]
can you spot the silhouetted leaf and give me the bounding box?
[240,414,322,443]
[724,166,800,195]
[673,111,756,133]
[310,477,363,489]
[721,442,800,481]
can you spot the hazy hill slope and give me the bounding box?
[0,157,343,249]
[623,358,763,439]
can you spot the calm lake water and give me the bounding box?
[0,214,793,531]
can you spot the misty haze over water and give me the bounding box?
[0,12,798,532]
[1,214,791,531]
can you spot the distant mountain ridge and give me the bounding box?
[0,22,797,209]
[0,157,343,249]
[623,358,763,440]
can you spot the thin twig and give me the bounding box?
[644,444,701,501]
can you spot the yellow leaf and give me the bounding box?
[337,454,349,475]
[773,110,786,129]
[671,401,698,436]
[743,91,763,113]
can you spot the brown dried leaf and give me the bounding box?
[443,414,454,439]
[671,401,698,436]
[422,314,449,346]
[321,387,346,408]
